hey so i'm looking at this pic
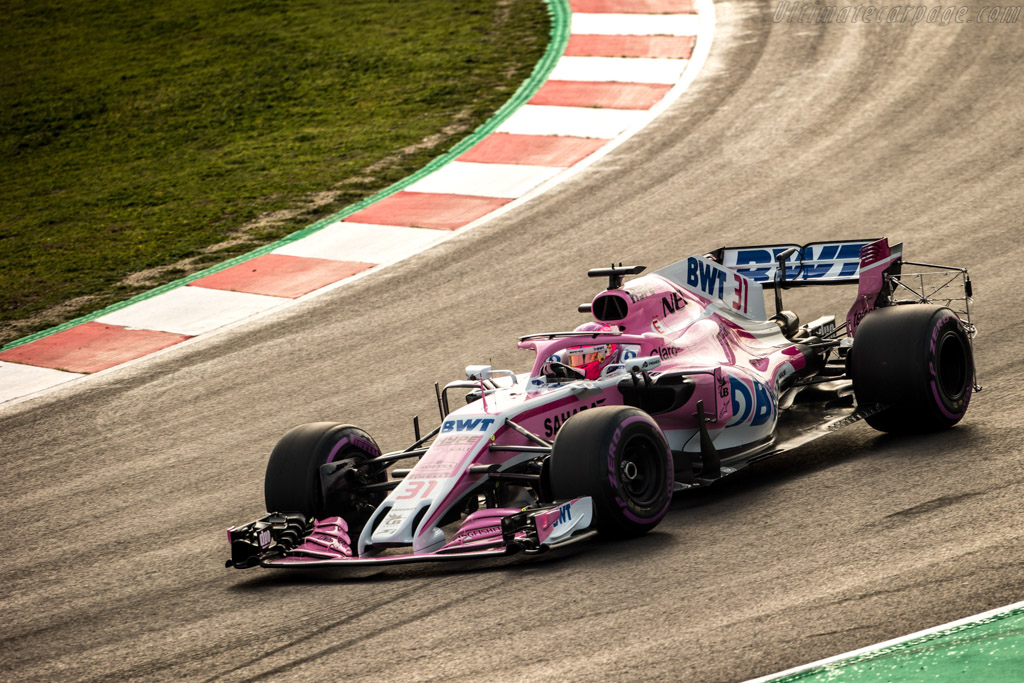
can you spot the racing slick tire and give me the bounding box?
[264,423,385,519]
[850,305,973,433]
[548,406,673,538]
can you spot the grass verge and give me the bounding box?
[0,0,550,347]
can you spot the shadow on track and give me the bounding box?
[226,536,608,589]
[670,423,983,511]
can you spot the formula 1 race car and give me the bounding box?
[226,237,979,570]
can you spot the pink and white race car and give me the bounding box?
[226,238,979,569]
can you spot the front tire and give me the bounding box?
[264,423,385,518]
[548,406,673,538]
[850,305,973,433]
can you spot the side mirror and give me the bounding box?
[624,355,662,373]
[465,365,493,381]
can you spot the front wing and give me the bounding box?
[226,497,596,569]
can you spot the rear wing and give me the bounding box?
[707,239,892,287]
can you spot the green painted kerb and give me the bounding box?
[1,0,571,353]
[771,605,1024,683]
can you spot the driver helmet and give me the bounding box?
[565,322,619,380]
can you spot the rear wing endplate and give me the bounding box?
[708,239,884,286]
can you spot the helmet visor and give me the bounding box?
[567,345,608,368]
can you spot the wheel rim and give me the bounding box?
[936,330,969,401]
[619,433,666,508]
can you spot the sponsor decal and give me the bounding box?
[626,282,656,303]
[535,497,594,544]
[681,255,765,318]
[773,363,793,389]
[620,344,640,361]
[451,525,501,544]
[715,367,731,422]
[653,346,680,360]
[410,434,483,479]
[727,375,777,427]
[327,435,381,463]
[258,529,272,548]
[543,398,607,437]
[608,425,621,488]
[546,352,564,364]
[441,417,496,433]
[349,436,380,457]
[800,243,865,280]
[553,502,572,528]
[380,513,405,531]
[727,242,868,282]
[661,291,687,316]
[729,246,799,281]
[849,306,870,333]
[378,505,416,533]
[686,257,729,300]
[410,462,455,476]
[432,435,480,448]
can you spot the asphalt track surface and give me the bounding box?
[3,1,1023,681]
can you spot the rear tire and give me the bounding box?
[264,423,384,518]
[548,406,673,538]
[850,305,973,433]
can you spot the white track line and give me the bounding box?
[404,161,562,198]
[496,104,649,138]
[96,287,287,336]
[273,223,447,263]
[0,362,83,403]
[549,56,689,84]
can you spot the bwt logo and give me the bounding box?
[441,418,496,433]
[686,257,728,299]
[731,242,869,282]
[553,502,572,528]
